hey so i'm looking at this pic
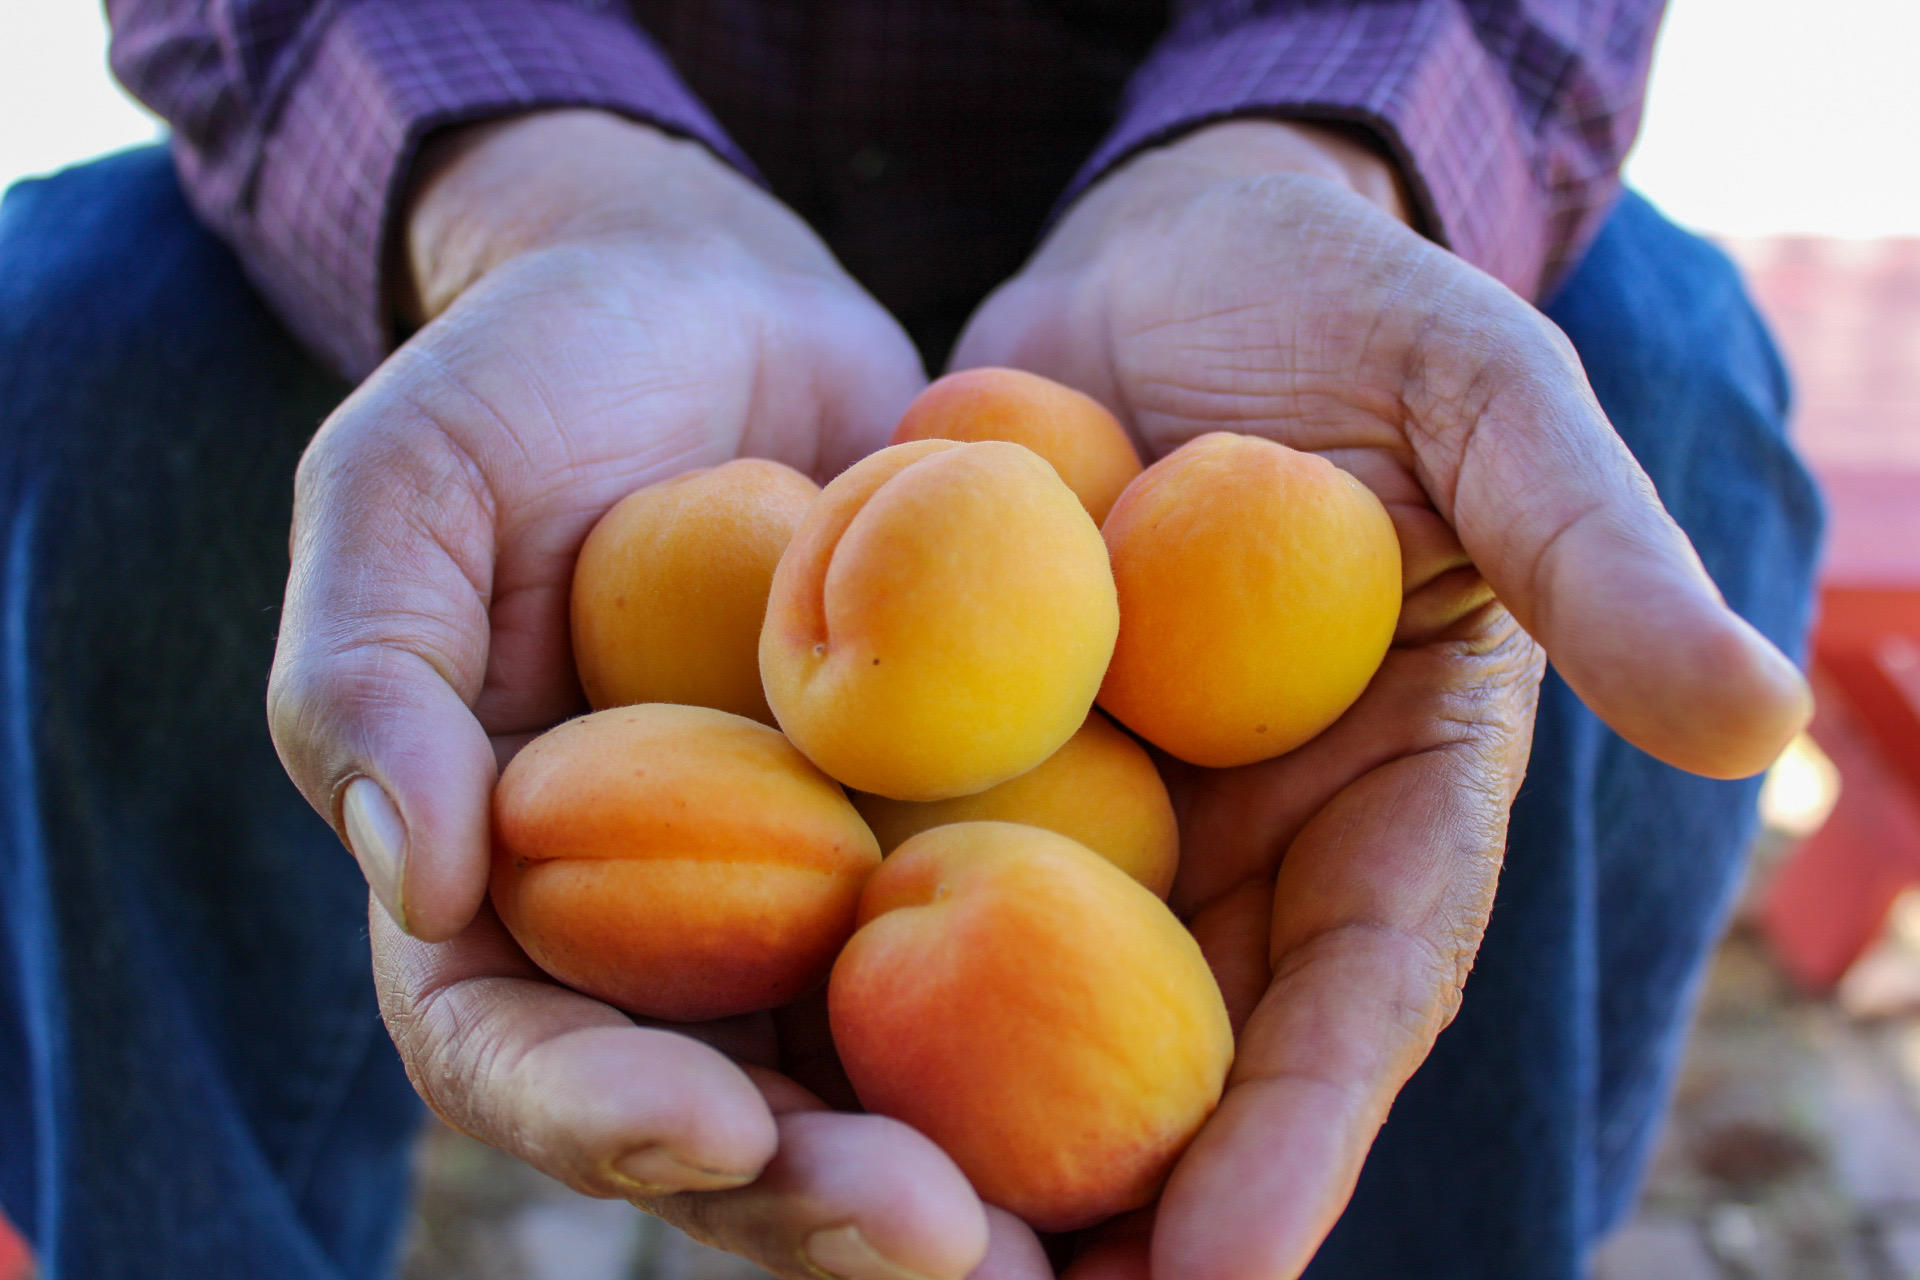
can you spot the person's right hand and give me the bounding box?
[266,109,1044,1280]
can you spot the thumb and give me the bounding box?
[1407,281,1809,779]
[267,391,501,941]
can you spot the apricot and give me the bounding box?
[889,367,1143,525]
[760,439,1119,801]
[829,822,1232,1232]
[490,703,880,1022]
[571,458,819,724]
[1099,433,1401,768]
[852,712,1179,897]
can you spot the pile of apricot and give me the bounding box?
[490,368,1401,1231]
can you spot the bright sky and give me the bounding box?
[3,0,1916,239]
[1,5,161,192]
[1625,0,1920,238]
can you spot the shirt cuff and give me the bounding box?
[1065,4,1554,301]
[191,0,753,381]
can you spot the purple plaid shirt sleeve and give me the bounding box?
[107,0,751,380]
[107,1,1663,375]
[1078,0,1667,301]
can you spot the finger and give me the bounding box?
[646,1110,994,1280]
[1153,610,1538,1280]
[972,1207,1056,1280]
[1405,277,1808,778]
[372,901,778,1196]
[269,393,502,940]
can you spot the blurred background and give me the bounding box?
[4,2,1919,1278]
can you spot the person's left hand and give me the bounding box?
[950,120,1811,1280]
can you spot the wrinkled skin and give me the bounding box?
[266,111,1807,1280]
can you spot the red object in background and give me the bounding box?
[0,1211,31,1280]
[1760,661,1920,989]
[1755,474,1920,991]
[1728,237,1920,992]
[1808,469,1920,811]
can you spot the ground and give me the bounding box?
[1591,916,1920,1280]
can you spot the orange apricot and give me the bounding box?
[490,704,880,1022]
[570,458,819,724]
[759,439,1118,801]
[829,822,1232,1232]
[1098,433,1401,768]
[852,712,1179,897]
[889,367,1143,525]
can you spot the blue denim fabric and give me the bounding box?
[0,148,422,1280]
[0,149,1821,1279]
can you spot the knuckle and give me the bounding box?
[1379,921,1476,1047]
[381,972,523,1145]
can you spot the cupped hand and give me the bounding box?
[266,110,1047,1280]
[953,120,1811,1280]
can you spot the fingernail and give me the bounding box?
[803,1225,941,1280]
[342,776,407,931]
[608,1144,757,1196]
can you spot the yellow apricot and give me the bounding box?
[490,704,880,1022]
[829,822,1232,1232]
[1099,433,1401,767]
[760,440,1118,801]
[889,367,1144,525]
[571,458,819,724]
[852,712,1178,897]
